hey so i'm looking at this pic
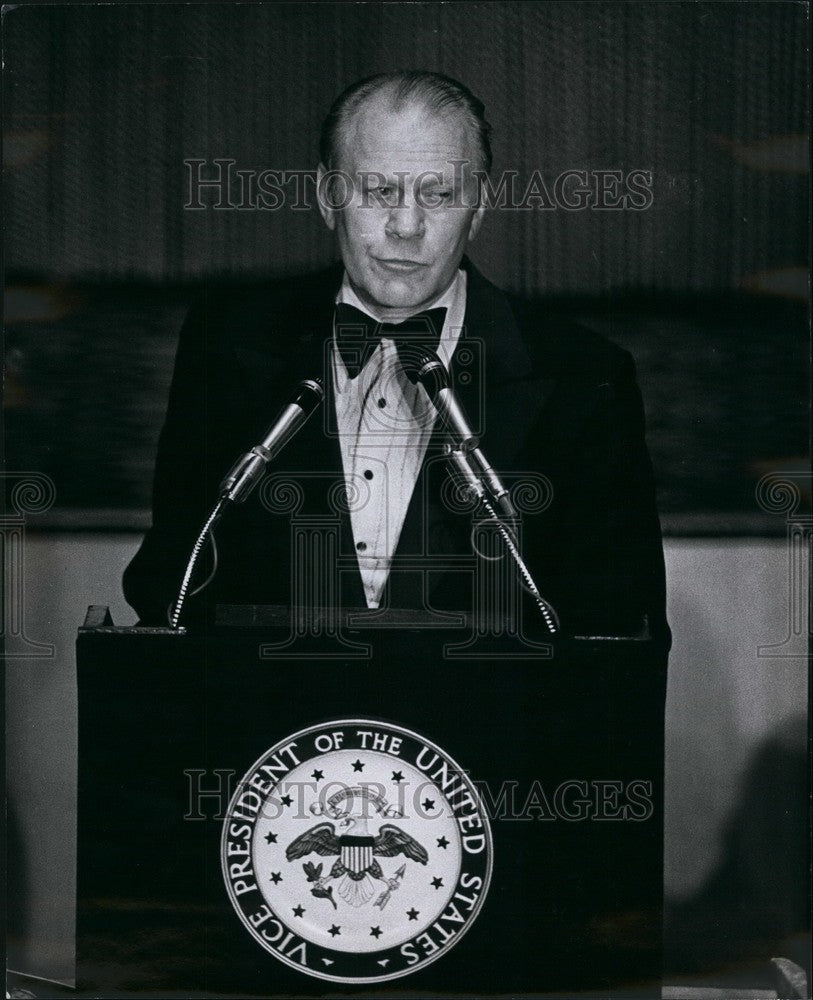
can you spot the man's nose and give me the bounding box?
[385,198,425,239]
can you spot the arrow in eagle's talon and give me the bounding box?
[373,864,407,910]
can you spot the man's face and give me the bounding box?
[318,95,486,316]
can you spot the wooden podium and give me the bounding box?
[75,607,667,997]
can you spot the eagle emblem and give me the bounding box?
[286,787,428,909]
[221,720,493,984]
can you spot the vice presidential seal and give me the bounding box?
[221,719,492,984]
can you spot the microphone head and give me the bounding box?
[292,377,324,414]
[397,345,448,399]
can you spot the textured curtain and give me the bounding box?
[4,2,808,293]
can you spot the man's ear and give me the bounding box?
[316,162,337,231]
[467,199,487,243]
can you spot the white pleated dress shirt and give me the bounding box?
[332,269,467,608]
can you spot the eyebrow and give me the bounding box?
[358,171,456,186]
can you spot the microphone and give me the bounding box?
[219,377,324,503]
[399,347,516,519]
[171,375,324,627]
[413,350,559,635]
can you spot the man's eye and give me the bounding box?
[371,185,395,203]
[421,188,453,203]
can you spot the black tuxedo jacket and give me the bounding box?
[124,260,669,643]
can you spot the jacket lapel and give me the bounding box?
[456,259,554,471]
[391,260,556,608]
[232,267,367,608]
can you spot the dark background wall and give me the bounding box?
[3,1,809,290]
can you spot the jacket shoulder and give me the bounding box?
[506,293,635,384]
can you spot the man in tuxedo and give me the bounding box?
[124,70,669,644]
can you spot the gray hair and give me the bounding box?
[319,70,493,175]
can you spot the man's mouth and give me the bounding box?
[374,258,428,274]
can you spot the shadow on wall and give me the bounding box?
[665,712,810,984]
[6,803,28,967]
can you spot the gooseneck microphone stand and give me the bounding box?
[399,346,560,636]
[169,377,324,629]
[169,355,558,634]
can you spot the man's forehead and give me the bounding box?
[340,95,475,172]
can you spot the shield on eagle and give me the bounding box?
[285,785,428,908]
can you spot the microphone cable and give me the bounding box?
[168,495,227,628]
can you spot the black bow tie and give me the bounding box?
[334,302,447,379]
